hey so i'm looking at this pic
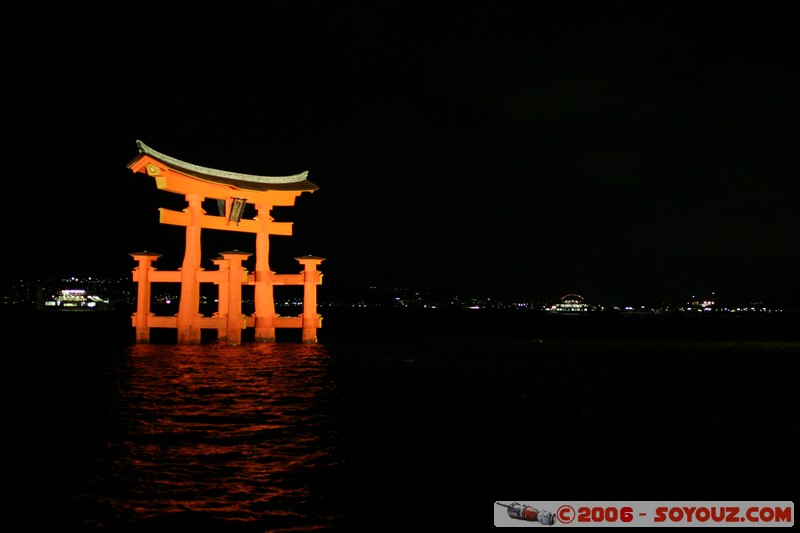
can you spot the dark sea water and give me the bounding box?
[4,308,798,531]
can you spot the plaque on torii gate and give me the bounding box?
[127,141,323,345]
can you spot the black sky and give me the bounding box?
[4,2,799,305]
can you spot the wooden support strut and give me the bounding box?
[211,256,229,341]
[129,252,324,343]
[297,256,324,343]
[130,251,162,343]
[220,250,250,345]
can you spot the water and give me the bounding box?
[4,309,799,530]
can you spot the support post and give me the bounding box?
[221,250,251,346]
[296,255,324,343]
[211,256,229,342]
[130,251,162,343]
[177,194,204,344]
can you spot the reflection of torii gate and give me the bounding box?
[127,141,323,345]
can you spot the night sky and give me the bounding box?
[6,2,799,305]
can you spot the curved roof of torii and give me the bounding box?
[129,140,318,192]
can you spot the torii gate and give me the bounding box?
[127,141,323,345]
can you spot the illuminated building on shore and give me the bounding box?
[549,293,596,314]
[41,288,113,310]
[683,293,717,312]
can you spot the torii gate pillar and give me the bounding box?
[177,193,204,345]
[253,203,276,342]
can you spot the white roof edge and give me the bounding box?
[136,140,309,184]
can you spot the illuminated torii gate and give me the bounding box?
[127,141,323,345]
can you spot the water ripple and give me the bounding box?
[102,342,346,529]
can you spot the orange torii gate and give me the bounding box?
[127,141,323,345]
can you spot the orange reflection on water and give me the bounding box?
[111,342,342,526]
